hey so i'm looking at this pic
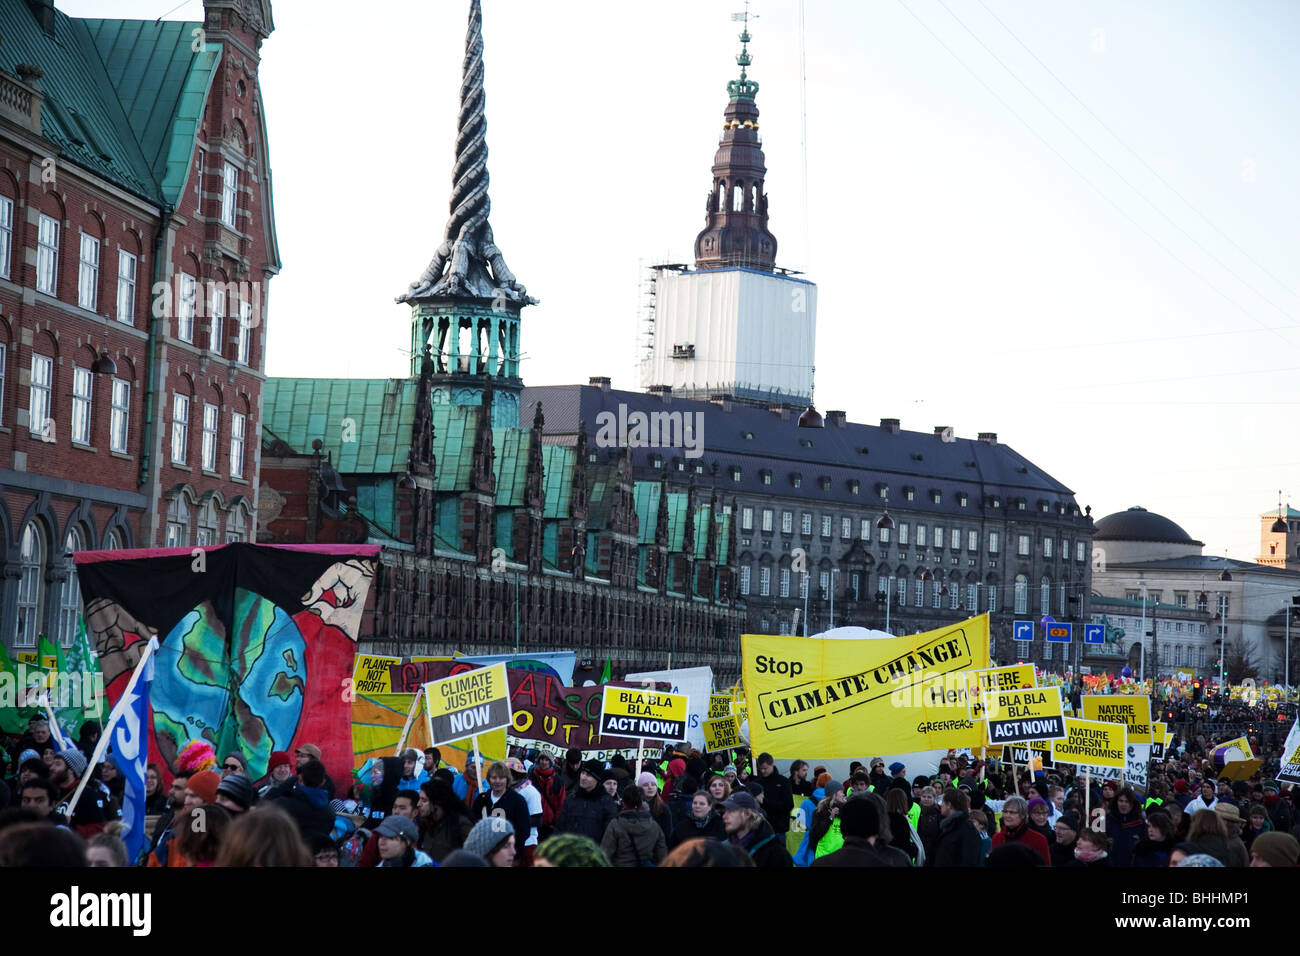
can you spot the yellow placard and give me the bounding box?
[708,694,732,719]
[964,664,1036,719]
[599,686,690,741]
[352,654,400,695]
[1082,695,1153,744]
[1212,735,1255,762]
[741,615,991,757]
[1051,717,1127,768]
[703,714,745,752]
[425,662,513,744]
[985,687,1066,744]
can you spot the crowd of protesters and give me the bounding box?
[1,694,1297,868]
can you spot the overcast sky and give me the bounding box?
[67,1,1300,569]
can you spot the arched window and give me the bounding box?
[105,527,125,550]
[166,494,191,547]
[196,498,220,545]
[16,521,46,647]
[733,183,743,212]
[750,184,758,211]
[1040,576,1051,614]
[1013,574,1029,615]
[226,503,247,543]
[717,181,725,211]
[931,573,944,609]
[56,525,86,647]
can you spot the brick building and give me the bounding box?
[0,0,279,654]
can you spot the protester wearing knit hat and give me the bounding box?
[215,772,255,813]
[48,747,106,836]
[259,751,295,798]
[185,770,222,807]
[535,832,611,867]
[464,816,516,866]
[1249,831,1299,867]
[554,759,618,843]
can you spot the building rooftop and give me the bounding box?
[1093,506,1200,545]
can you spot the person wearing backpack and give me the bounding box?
[600,784,667,866]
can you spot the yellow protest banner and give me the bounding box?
[984,686,1066,744]
[1081,695,1153,744]
[703,714,745,752]
[1051,717,1127,768]
[1212,735,1255,763]
[741,614,991,757]
[708,694,732,719]
[599,686,689,741]
[964,664,1036,720]
[352,654,400,695]
[426,662,513,745]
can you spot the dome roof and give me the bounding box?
[1093,506,1199,544]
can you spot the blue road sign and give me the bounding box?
[1045,622,1072,643]
[1083,623,1105,645]
[1013,620,1033,642]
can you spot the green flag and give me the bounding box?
[600,657,611,684]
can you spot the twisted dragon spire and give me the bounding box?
[399,0,534,304]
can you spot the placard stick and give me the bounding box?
[395,685,424,755]
[1084,769,1091,826]
[40,691,68,751]
[636,738,645,781]
[473,734,484,801]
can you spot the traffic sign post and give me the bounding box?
[1083,623,1105,645]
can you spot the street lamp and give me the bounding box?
[828,567,840,629]
[1139,581,1148,686]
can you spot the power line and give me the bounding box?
[894,0,1300,354]
[973,0,1300,307]
[936,0,1298,328]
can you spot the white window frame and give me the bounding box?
[56,526,85,647]
[1040,579,1050,613]
[759,566,771,597]
[951,528,960,550]
[71,366,92,445]
[799,574,809,600]
[761,509,773,533]
[741,506,753,531]
[29,354,53,439]
[202,402,219,472]
[739,565,751,595]
[968,530,978,552]
[15,521,45,648]
[899,523,909,546]
[1014,575,1029,614]
[222,162,239,228]
[0,342,6,424]
[0,195,12,279]
[1076,541,1086,562]
[782,511,793,534]
[841,517,852,539]
[917,525,927,547]
[1043,537,1053,558]
[988,585,998,613]
[117,249,137,324]
[230,411,246,478]
[915,579,924,606]
[878,524,891,544]
[897,577,907,606]
[110,379,130,453]
[225,504,247,543]
[178,272,197,342]
[78,232,99,311]
[237,299,252,365]
[36,214,58,295]
[821,515,831,538]
[860,518,870,540]
[209,286,225,354]
[171,393,190,465]
[801,513,812,536]
[967,584,977,611]
[989,532,1000,554]
[780,567,791,598]
[196,148,205,215]
[820,571,830,600]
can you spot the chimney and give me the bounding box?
[978,432,998,444]
[648,384,672,403]
[880,418,900,434]
[26,0,55,36]
[826,410,847,427]
[588,376,611,392]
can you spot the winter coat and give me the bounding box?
[929,810,981,867]
[271,783,334,845]
[601,809,668,866]
[991,822,1051,866]
[1050,837,1080,868]
[811,836,911,867]
[669,809,727,848]
[377,846,436,867]
[471,788,533,845]
[1105,808,1145,867]
[732,815,793,868]
[529,766,565,828]
[421,813,473,863]
[916,805,942,859]
[1131,835,1176,867]
[757,770,795,834]
[665,790,696,837]
[555,783,618,842]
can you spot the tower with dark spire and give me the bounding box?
[640,11,817,407]
[694,19,778,271]
[398,0,535,428]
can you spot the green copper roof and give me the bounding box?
[82,18,222,209]
[263,378,417,473]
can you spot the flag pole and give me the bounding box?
[396,685,425,755]
[64,637,158,824]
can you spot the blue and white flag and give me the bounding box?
[110,644,156,863]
